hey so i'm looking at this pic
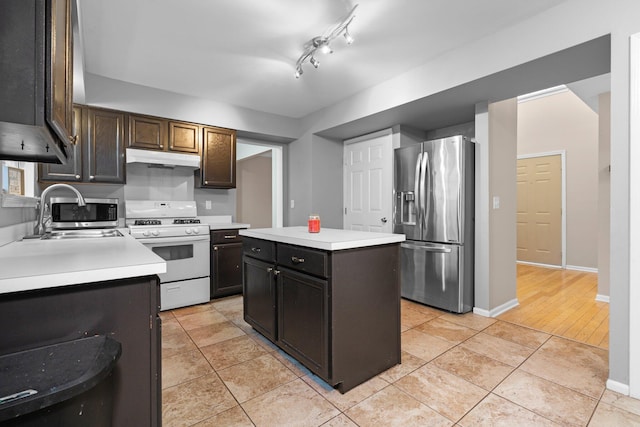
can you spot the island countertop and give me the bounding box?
[239,226,405,251]
[0,232,166,295]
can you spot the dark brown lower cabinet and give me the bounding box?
[242,255,277,342]
[211,229,245,298]
[277,267,329,379]
[243,237,401,393]
[0,276,161,426]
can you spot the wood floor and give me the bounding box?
[498,263,609,349]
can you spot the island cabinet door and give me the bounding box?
[242,255,277,341]
[276,267,330,381]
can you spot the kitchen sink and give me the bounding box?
[40,229,124,240]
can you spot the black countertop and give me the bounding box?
[0,335,121,422]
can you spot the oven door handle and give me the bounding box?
[137,236,210,245]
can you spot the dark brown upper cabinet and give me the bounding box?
[200,126,236,189]
[128,114,168,151]
[128,113,200,155]
[40,105,126,184]
[0,0,74,164]
[48,0,74,150]
[86,107,126,183]
[169,121,200,154]
[39,105,83,182]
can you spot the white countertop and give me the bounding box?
[239,227,405,251]
[0,231,166,295]
[197,215,249,230]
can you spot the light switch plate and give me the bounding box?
[493,196,500,209]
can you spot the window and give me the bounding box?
[1,161,37,207]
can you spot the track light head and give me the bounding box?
[320,42,333,55]
[344,28,354,45]
[310,56,320,68]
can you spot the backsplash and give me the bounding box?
[124,163,194,201]
[0,162,236,240]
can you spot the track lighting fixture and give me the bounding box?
[294,4,358,78]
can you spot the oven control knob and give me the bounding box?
[152,230,160,236]
[186,228,192,234]
[143,230,150,237]
[193,228,200,234]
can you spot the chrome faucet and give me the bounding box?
[34,184,86,235]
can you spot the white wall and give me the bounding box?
[236,155,272,228]
[598,93,611,298]
[489,99,518,313]
[83,73,301,141]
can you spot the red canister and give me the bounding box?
[308,215,320,233]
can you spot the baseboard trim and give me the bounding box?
[596,294,610,303]
[607,379,630,395]
[566,265,598,273]
[517,261,562,269]
[473,298,519,318]
[516,261,599,274]
[473,307,490,317]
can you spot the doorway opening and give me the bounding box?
[236,141,284,228]
[499,83,609,350]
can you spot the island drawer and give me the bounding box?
[212,229,242,244]
[277,244,328,278]
[242,237,276,262]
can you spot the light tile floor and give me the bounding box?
[160,296,640,426]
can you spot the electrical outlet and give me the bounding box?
[205,200,212,210]
[492,196,500,209]
[290,199,295,209]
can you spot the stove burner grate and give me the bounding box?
[173,218,201,224]
[134,219,162,226]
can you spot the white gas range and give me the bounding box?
[126,200,210,311]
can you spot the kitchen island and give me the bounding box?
[0,232,165,426]
[239,226,405,393]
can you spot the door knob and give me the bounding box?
[381,217,388,223]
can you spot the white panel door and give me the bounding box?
[343,130,393,232]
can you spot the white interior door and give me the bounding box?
[343,129,393,232]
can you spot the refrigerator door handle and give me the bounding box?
[401,242,452,253]
[414,152,423,228]
[421,152,430,233]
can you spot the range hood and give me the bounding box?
[126,148,201,169]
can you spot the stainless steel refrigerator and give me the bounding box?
[394,135,475,313]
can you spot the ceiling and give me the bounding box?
[77,0,575,120]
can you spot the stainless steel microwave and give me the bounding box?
[50,197,119,229]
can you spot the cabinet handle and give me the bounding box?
[224,235,237,239]
[70,134,78,145]
[273,269,280,276]
[214,246,218,251]
[291,256,305,264]
[267,267,273,273]
[204,180,209,185]
[89,175,95,181]
[251,247,261,253]
[75,175,80,179]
